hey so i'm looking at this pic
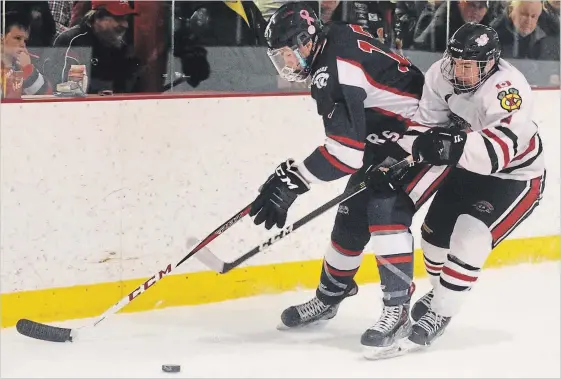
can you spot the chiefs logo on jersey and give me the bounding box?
[497,88,522,112]
[311,66,329,89]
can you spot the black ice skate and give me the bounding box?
[409,309,451,346]
[278,282,358,330]
[361,303,412,360]
[398,308,452,354]
[411,289,434,322]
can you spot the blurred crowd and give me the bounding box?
[0,0,559,99]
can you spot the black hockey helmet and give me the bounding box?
[264,2,324,82]
[441,23,501,93]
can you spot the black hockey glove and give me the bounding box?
[412,127,467,166]
[249,159,310,230]
[366,167,398,197]
[364,156,412,197]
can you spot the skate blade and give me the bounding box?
[362,342,407,360]
[276,318,331,331]
[361,327,413,361]
[396,338,429,355]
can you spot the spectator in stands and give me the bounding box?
[394,1,431,50]
[5,1,57,49]
[319,1,397,47]
[254,0,295,20]
[68,1,135,47]
[1,11,53,99]
[413,0,494,52]
[65,1,169,93]
[539,0,560,36]
[492,0,560,60]
[484,1,509,21]
[172,1,267,88]
[175,1,266,47]
[318,0,337,23]
[48,0,72,37]
[44,0,142,95]
[70,1,92,26]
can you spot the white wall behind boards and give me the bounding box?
[1,91,559,293]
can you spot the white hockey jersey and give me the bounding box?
[399,58,544,181]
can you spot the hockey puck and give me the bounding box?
[162,365,181,373]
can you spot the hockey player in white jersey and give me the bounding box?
[397,23,546,351]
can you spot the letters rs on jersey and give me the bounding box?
[296,23,425,184]
[409,58,543,181]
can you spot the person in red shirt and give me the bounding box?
[1,10,53,99]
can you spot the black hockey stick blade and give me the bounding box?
[16,319,73,343]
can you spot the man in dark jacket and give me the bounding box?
[413,0,494,52]
[320,1,397,47]
[491,0,560,60]
[539,0,560,37]
[44,0,141,95]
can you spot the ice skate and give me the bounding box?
[361,303,412,360]
[411,289,434,322]
[399,308,452,354]
[410,308,451,345]
[277,281,358,330]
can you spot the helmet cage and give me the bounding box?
[440,52,496,94]
[267,31,317,82]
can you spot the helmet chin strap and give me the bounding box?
[308,33,327,66]
[294,33,326,81]
[294,49,309,72]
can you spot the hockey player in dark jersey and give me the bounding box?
[248,2,450,359]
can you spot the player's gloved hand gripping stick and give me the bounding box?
[16,156,414,343]
[194,156,416,274]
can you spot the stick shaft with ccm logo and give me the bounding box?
[15,204,253,343]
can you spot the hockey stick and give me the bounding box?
[195,156,415,274]
[15,204,253,343]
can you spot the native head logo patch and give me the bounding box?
[497,88,522,112]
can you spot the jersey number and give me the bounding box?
[349,25,410,73]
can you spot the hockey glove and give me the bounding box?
[412,127,467,166]
[249,159,310,230]
[366,167,398,197]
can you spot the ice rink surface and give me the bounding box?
[1,262,559,378]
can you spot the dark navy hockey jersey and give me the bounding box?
[296,23,425,183]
